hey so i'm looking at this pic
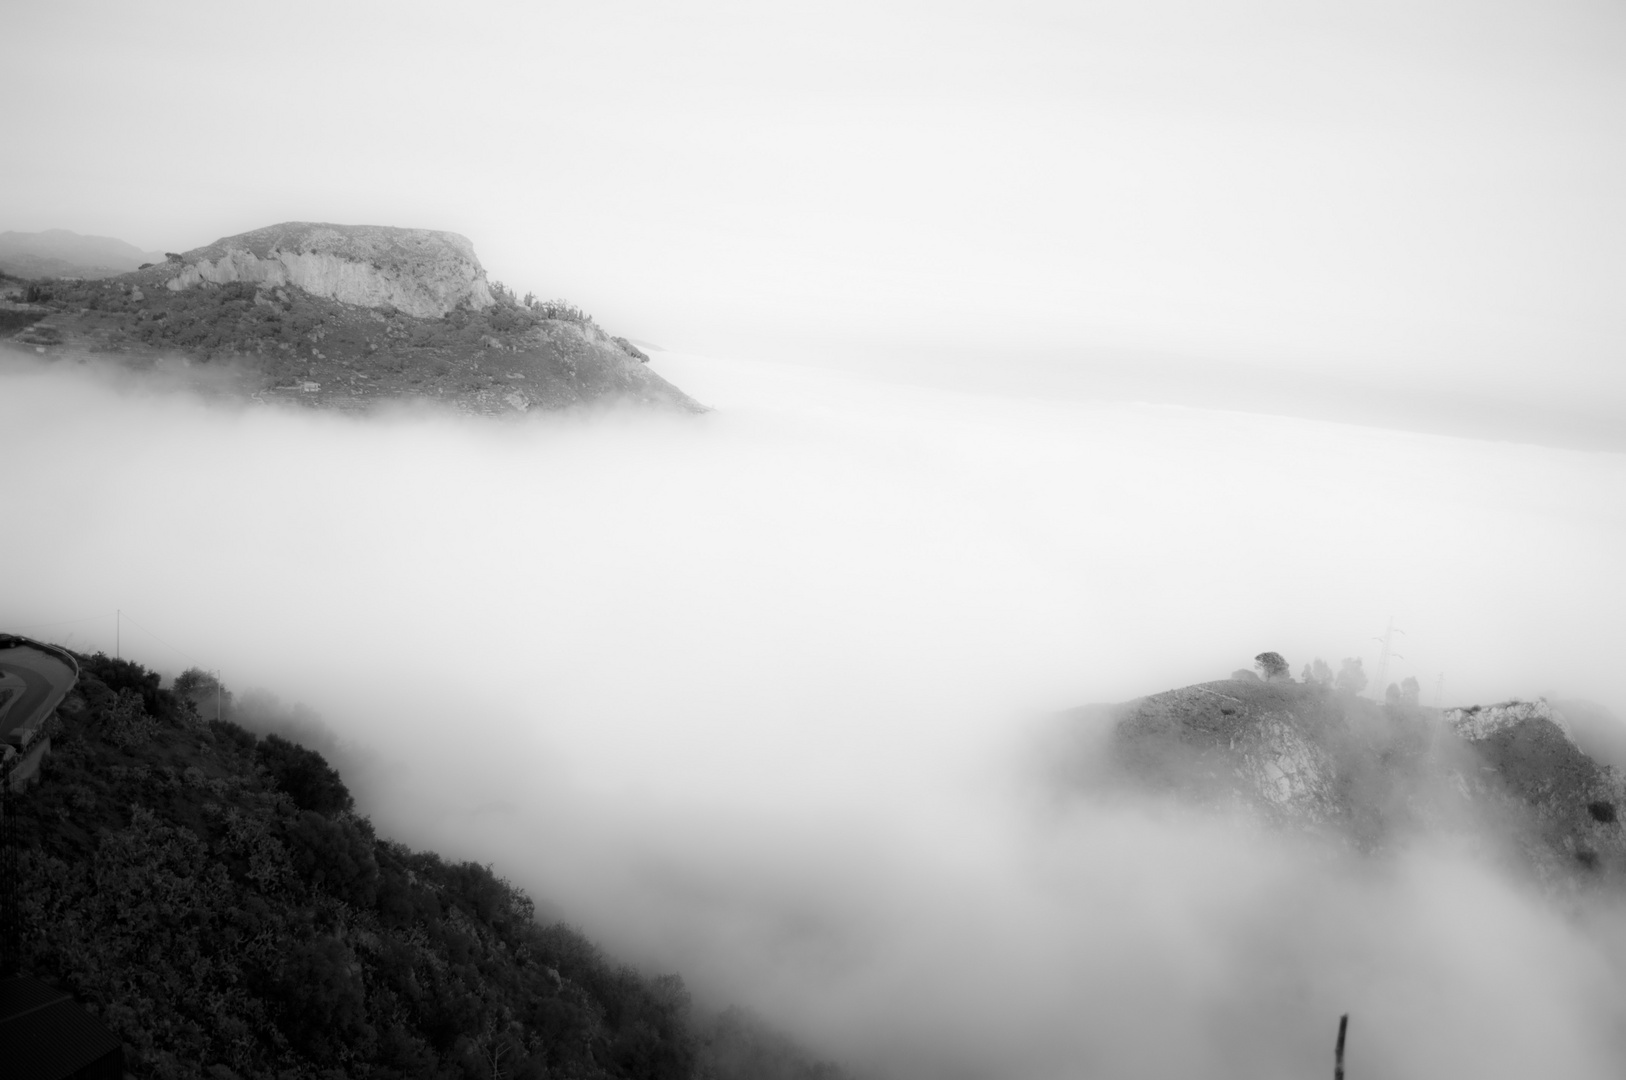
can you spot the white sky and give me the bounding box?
[7,0,1625,426]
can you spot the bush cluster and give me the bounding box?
[12,653,701,1080]
[34,274,601,367]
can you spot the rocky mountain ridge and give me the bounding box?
[1052,672,1626,891]
[0,222,702,415]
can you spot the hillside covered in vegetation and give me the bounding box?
[9,652,838,1080]
[0,223,701,415]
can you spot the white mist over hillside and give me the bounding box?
[3,353,1626,1078]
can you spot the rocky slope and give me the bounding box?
[0,223,703,415]
[1049,669,1626,890]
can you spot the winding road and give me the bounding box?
[0,635,78,784]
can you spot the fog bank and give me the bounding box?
[3,352,1625,1078]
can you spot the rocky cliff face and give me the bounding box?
[1053,679,1626,889]
[1446,699,1571,741]
[164,223,496,319]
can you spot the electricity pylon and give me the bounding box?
[1372,618,1405,700]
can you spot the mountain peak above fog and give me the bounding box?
[1052,673,1626,890]
[1,222,703,414]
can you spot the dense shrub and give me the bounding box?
[11,655,703,1080]
[9,652,840,1080]
[256,733,353,815]
[285,811,379,907]
[79,652,175,720]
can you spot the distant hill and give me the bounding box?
[0,229,165,279]
[0,222,703,414]
[1048,670,1626,889]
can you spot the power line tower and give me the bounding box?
[1371,618,1405,700]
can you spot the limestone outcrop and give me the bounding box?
[165,222,497,318]
[1445,698,1572,742]
[1053,677,1626,885]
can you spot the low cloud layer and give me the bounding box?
[4,352,1626,1078]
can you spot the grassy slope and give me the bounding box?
[11,654,838,1080]
[2,271,700,414]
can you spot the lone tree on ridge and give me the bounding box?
[1254,652,1290,681]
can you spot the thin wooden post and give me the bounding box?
[1335,1013,1349,1080]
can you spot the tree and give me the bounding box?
[1400,676,1421,707]
[1254,652,1290,681]
[174,667,232,721]
[256,733,353,815]
[1300,659,1335,686]
[1336,657,1367,696]
[1385,683,1401,706]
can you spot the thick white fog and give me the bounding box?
[4,354,1626,1078]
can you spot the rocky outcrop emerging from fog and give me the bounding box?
[1447,698,1571,741]
[7,223,707,414]
[1052,679,1626,886]
[1077,680,1349,827]
[165,222,497,318]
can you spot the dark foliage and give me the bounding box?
[78,651,182,721]
[256,733,353,815]
[1252,652,1289,681]
[12,655,704,1080]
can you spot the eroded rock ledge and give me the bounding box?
[165,222,496,319]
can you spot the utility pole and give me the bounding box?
[1371,618,1404,699]
[1335,1013,1349,1080]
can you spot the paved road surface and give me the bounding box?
[0,636,78,745]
